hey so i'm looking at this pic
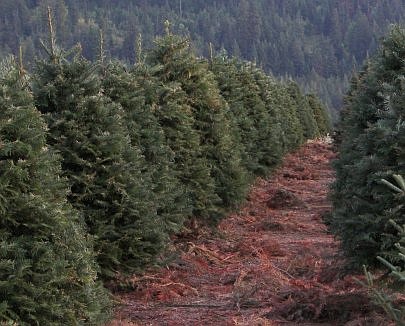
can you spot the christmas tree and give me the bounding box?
[32,40,164,278]
[305,93,332,136]
[286,81,319,140]
[148,25,248,221]
[331,25,405,267]
[103,60,188,235]
[0,57,110,324]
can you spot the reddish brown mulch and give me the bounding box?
[109,140,390,326]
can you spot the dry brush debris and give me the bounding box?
[109,140,389,325]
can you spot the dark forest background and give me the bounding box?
[0,0,404,116]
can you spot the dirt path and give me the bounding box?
[110,141,387,326]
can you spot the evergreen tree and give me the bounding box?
[32,45,164,279]
[211,57,276,176]
[188,61,248,211]
[286,81,319,139]
[0,58,110,325]
[276,82,305,151]
[166,44,248,212]
[148,27,248,221]
[305,93,332,136]
[251,67,285,169]
[210,56,253,176]
[236,61,275,176]
[102,60,188,235]
[363,176,405,325]
[331,26,405,267]
[147,31,219,221]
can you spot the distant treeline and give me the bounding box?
[0,0,404,115]
[0,23,330,324]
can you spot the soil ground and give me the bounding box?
[109,140,390,326]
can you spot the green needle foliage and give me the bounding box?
[147,32,218,221]
[0,58,110,325]
[171,51,248,214]
[331,25,405,267]
[363,175,405,325]
[147,26,249,222]
[102,60,188,235]
[235,61,280,176]
[0,11,336,323]
[250,66,285,168]
[210,55,314,175]
[211,57,277,176]
[276,83,305,151]
[32,45,164,279]
[210,56,256,176]
[305,94,332,136]
[286,81,319,140]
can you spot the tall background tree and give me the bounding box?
[1,0,404,116]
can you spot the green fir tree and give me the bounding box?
[286,81,319,139]
[0,58,110,325]
[331,25,405,267]
[211,57,274,176]
[275,82,304,151]
[251,66,286,169]
[102,60,188,235]
[148,26,248,221]
[32,44,164,279]
[305,93,332,136]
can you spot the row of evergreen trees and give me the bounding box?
[0,26,330,324]
[330,25,405,268]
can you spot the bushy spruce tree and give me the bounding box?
[210,56,254,176]
[331,25,405,267]
[170,49,248,213]
[147,33,218,221]
[363,175,405,325]
[32,45,164,279]
[211,56,275,176]
[102,60,188,234]
[0,58,110,325]
[234,61,277,176]
[286,81,319,140]
[148,27,248,221]
[305,93,332,136]
[251,67,286,169]
[274,82,305,151]
[332,74,363,147]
